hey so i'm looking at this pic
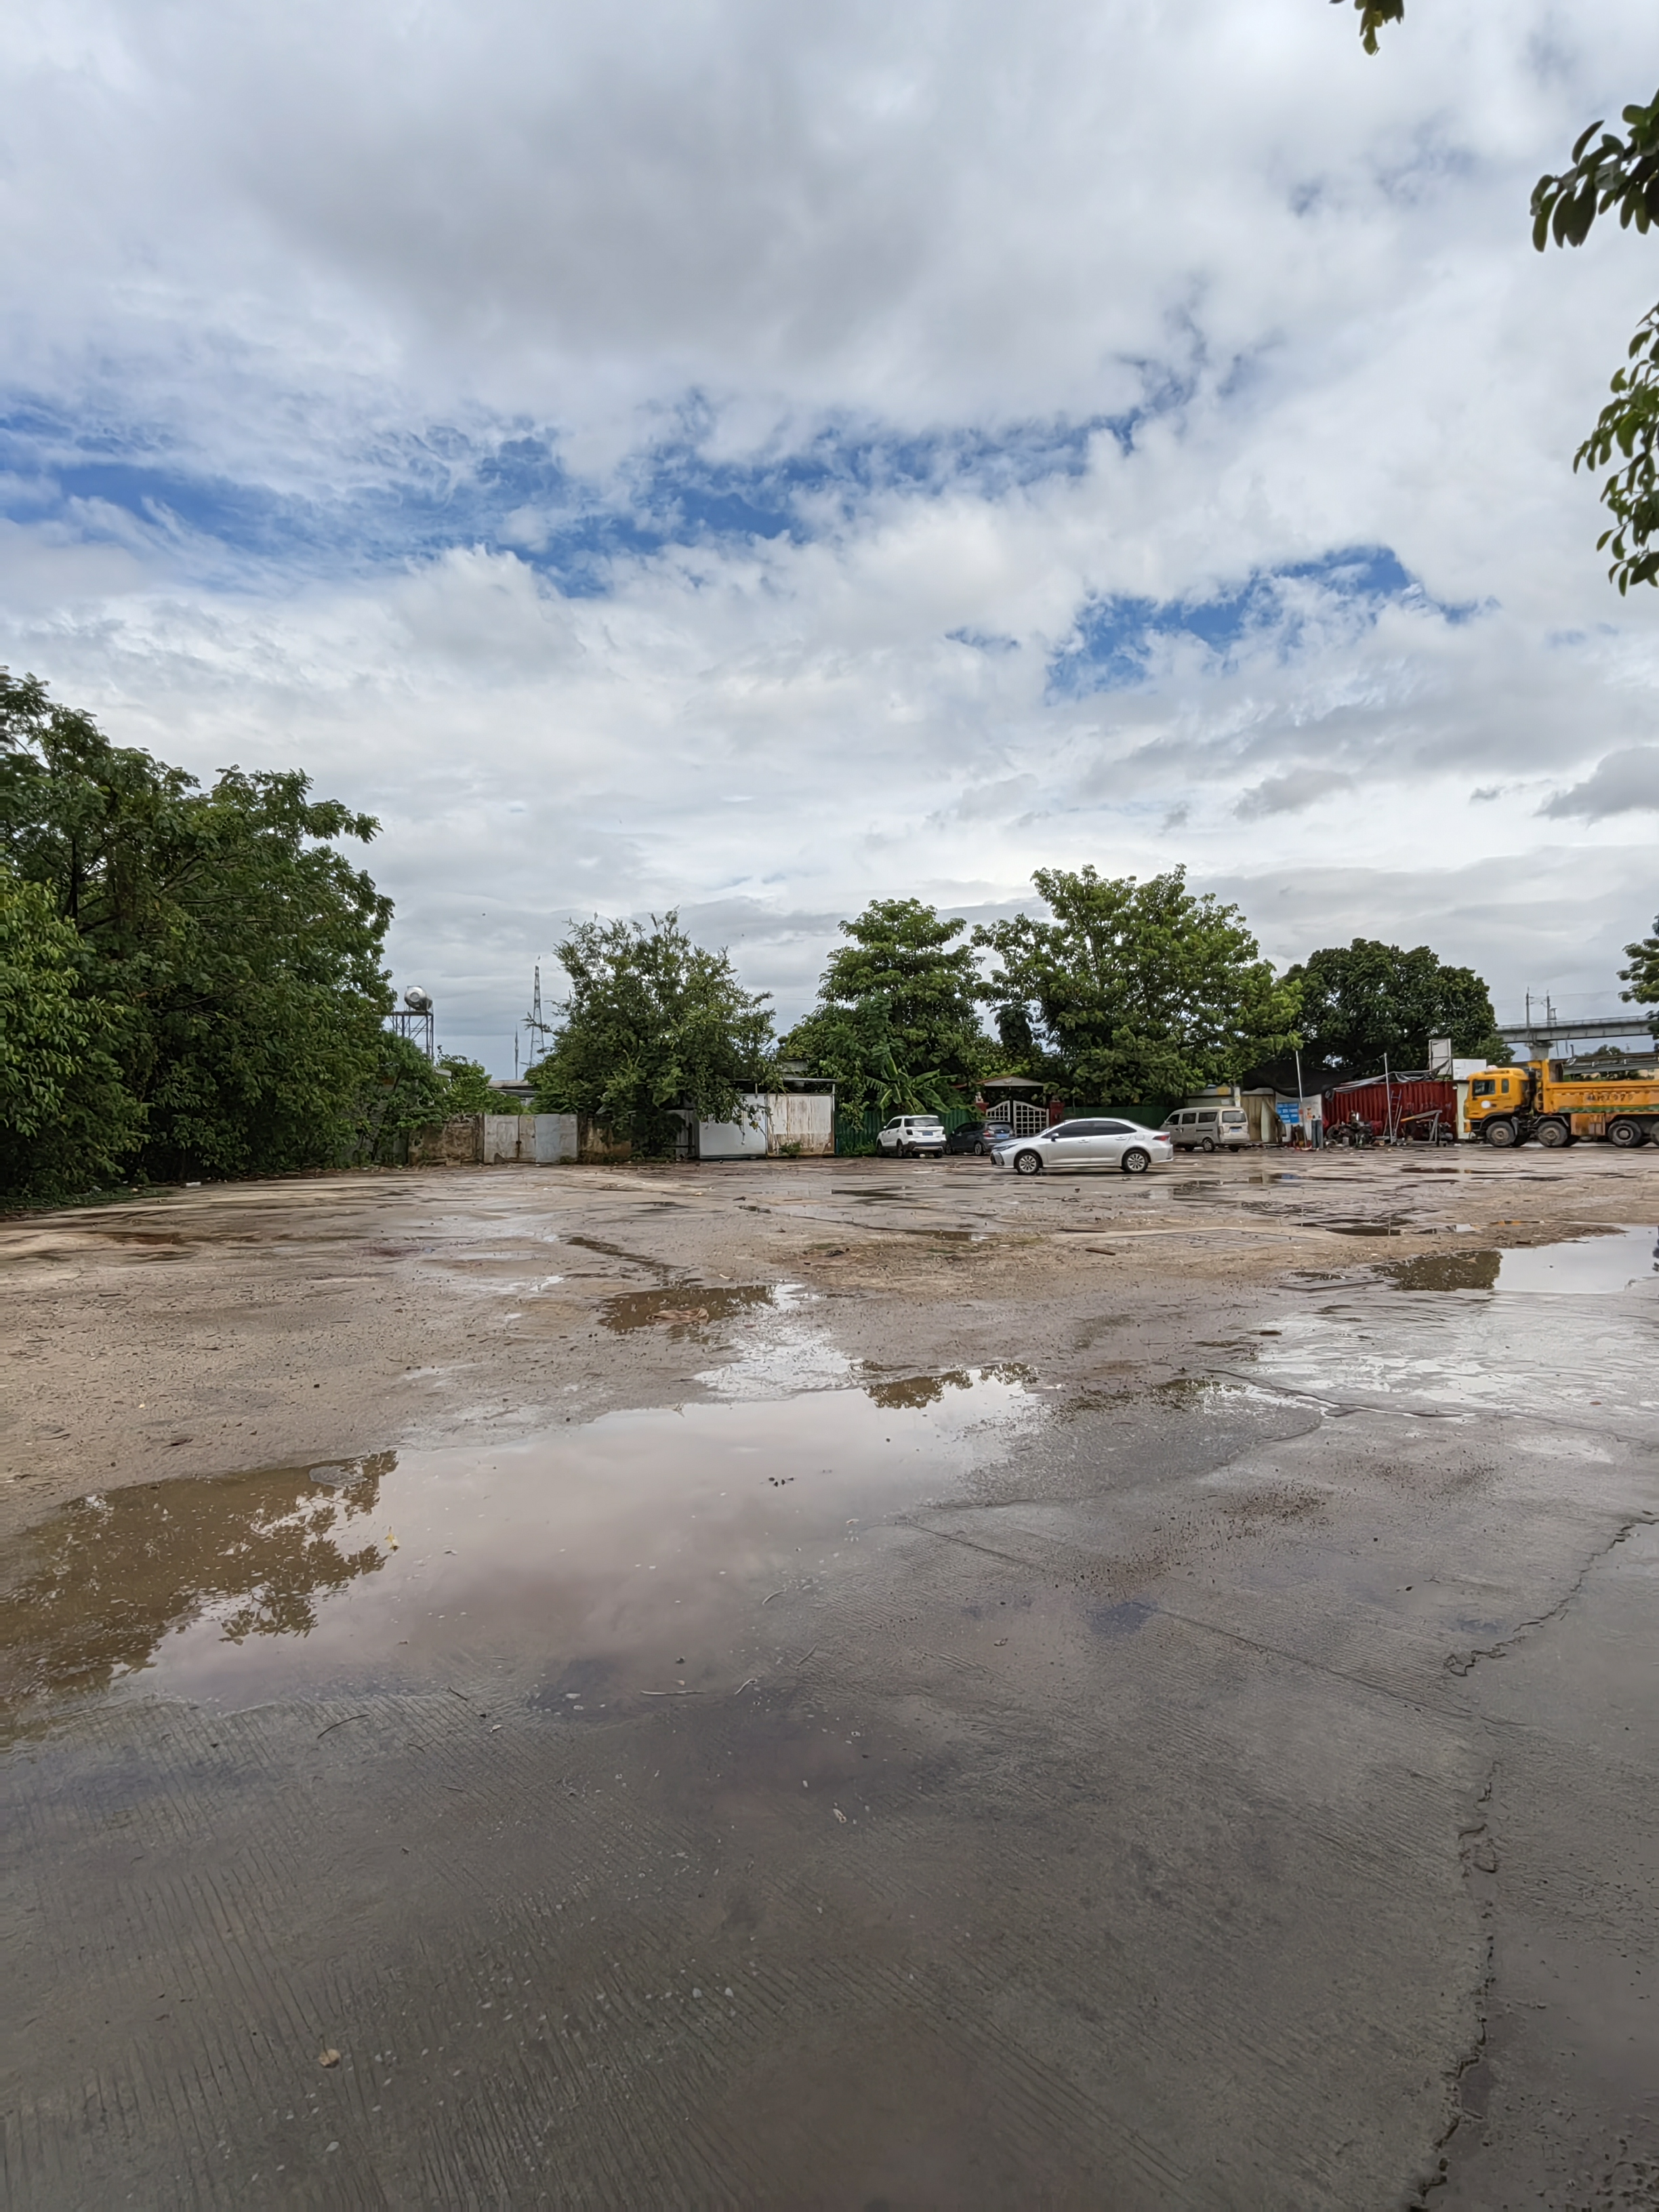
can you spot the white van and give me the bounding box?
[1162,1105,1250,1153]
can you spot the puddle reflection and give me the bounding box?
[0,1454,394,1711]
[601,1285,775,1334]
[1317,1215,1416,1237]
[863,1364,1034,1410]
[0,1378,1040,1732]
[1381,1250,1502,1292]
[1382,1225,1658,1296]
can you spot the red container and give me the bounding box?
[1323,1076,1456,1141]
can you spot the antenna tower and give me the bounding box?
[523,963,553,1069]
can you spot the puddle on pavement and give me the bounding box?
[831,1189,917,1204]
[600,1284,775,1334]
[0,1373,1040,1734]
[1382,1224,1658,1296]
[1317,1214,1416,1237]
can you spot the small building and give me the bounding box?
[1180,1083,1314,1147]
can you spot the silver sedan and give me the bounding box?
[990,1118,1174,1176]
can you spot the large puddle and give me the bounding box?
[0,1370,1039,1736]
[1381,1224,1658,1295]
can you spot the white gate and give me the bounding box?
[985,1100,1048,1137]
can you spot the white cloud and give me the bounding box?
[3,0,1659,1068]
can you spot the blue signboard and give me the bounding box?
[1275,1101,1302,1126]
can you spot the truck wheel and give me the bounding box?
[1535,1120,1572,1149]
[1607,1119,1645,1149]
[1484,1120,1518,1149]
[1014,1149,1044,1176]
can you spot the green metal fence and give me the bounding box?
[834,1105,984,1155]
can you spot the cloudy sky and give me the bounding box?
[4,0,1658,1067]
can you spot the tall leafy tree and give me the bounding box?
[1283,938,1505,1085]
[783,897,987,1106]
[1620,913,1659,1036]
[1,669,396,1187]
[1345,2,1659,590]
[0,860,141,1195]
[527,912,774,1155]
[976,866,1300,1105]
[351,1033,451,1166]
[434,1054,525,1113]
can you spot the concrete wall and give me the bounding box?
[409,1103,830,1167]
[410,1114,579,1166]
[409,1115,484,1166]
[534,1114,579,1164]
[577,1116,632,1164]
[767,1091,834,1155]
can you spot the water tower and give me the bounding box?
[389,985,435,1062]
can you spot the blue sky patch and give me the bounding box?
[0,398,1141,597]
[1047,546,1475,697]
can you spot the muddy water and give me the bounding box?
[600,1282,776,1332]
[1254,1227,1659,1425]
[1381,1223,1659,1294]
[0,1370,1039,1735]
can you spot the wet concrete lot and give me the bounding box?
[3,1150,1658,2207]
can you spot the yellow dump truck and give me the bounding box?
[1466,1054,1659,1150]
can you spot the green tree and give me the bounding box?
[783,897,987,1106]
[1345,3,1659,590]
[1620,912,1659,1036]
[1336,1,1404,52]
[1283,937,1506,1085]
[347,1033,451,1165]
[1,669,395,1187]
[527,912,774,1156]
[434,1054,523,1113]
[0,860,142,1196]
[975,865,1301,1105]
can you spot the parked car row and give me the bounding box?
[875,1114,1174,1174]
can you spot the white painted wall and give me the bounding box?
[767,1092,834,1155]
[696,1092,835,1159]
[697,1094,769,1160]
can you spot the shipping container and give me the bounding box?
[1322,1076,1457,1143]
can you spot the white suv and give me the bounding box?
[876,1114,947,1158]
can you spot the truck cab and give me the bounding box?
[1465,1068,1531,1145]
[1467,1057,1659,1150]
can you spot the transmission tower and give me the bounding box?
[523,963,553,1069]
